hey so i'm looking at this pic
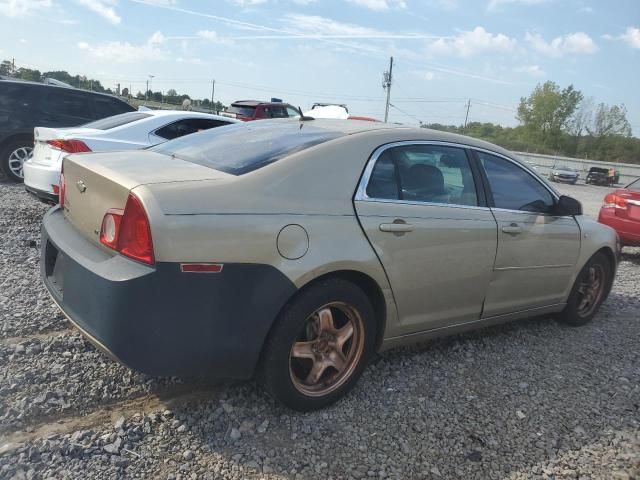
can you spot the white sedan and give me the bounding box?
[24,110,238,203]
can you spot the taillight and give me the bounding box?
[99,193,154,265]
[603,193,627,209]
[47,139,92,153]
[59,162,66,207]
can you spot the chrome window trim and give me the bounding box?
[354,140,485,210]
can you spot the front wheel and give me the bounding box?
[557,252,613,326]
[261,278,376,411]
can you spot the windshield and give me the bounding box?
[82,112,151,130]
[149,121,344,175]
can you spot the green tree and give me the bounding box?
[0,60,14,76]
[517,81,583,150]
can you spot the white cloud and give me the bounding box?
[515,64,545,77]
[283,14,384,36]
[621,27,640,49]
[346,0,406,11]
[487,0,550,10]
[229,0,267,6]
[423,71,435,80]
[427,27,516,57]
[76,0,120,24]
[78,31,167,62]
[525,31,597,57]
[0,0,51,17]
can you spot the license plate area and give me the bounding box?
[45,240,65,296]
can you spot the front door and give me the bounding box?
[354,143,498,335]
[476,151,581,317]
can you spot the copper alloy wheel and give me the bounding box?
[576,264,605,318]
[289,302,365,397]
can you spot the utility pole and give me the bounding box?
[464,99,471,131]
[211,79,215,113]
[383,56,393,123]
[145,80,149,103]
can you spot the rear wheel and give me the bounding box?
[261,278,376,411]
[557,252,612,326]
[1,138,32,182]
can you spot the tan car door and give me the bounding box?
[354,142,498,335]
[475,151,581,317]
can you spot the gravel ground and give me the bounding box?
[0,180,638,480]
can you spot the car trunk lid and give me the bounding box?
[62,150,231,243]
[614,189,640,221]
[33,127,100,166]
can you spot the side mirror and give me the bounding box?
[555,195,582,216]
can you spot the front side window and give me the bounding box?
[365,144,478,206]
[94,96,132,118]
[478,152,555,213]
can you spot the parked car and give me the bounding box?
[41,119,618,411]
[303,105,379,122]
[598,177,640,246]
[548,164,579,184]
[24,110,237,203]
[0,79,134,182]
[221,100,300,121]
[586,166,619,186]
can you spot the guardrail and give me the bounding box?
[514,152,640,185]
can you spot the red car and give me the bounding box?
[598,177,640,246]
[221,100,300,121]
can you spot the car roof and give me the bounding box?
[0,78,128,101]
[142,110,240,122]
[285,118,516,157]
[231,100,293,107]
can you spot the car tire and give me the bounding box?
[0,138,32,182]
[260,278,376,411]
[556,252,613,327]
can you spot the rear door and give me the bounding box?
[476,150,581,317]
[354,142,498,334]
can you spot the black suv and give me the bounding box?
[0,79,135,181]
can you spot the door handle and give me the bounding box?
[379,222,414,233]
[501,223,522,235]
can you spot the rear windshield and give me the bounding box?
[149,121,344,175]
[228,105,256,117]
[82,112,151,130]
[627,177,640,190]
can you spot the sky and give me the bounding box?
[1,0,639,133]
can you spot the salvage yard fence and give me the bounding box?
[514,152,640,185]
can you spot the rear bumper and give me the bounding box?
[23,159,60,198]
[41,207,296,378]
[25,185,58,204]
[598,207,640,247]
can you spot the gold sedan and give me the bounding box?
[40,119,618,410]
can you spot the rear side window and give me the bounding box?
[94,96,133,118]
[43,90,92,119]
[82,112,151,130]
[154,118,230,140]
[366,144,478,207]
[150,121,343,175]
[264,106,300,119]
